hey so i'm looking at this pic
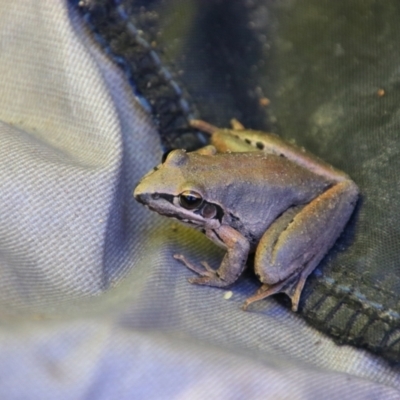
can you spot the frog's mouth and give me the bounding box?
[134,190,206,222]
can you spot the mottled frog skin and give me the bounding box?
[134,120,359,311]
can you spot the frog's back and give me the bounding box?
[185,151,331,204]
[182,152,333,239]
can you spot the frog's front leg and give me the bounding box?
[174,225,250,287]
[243,179,358,312]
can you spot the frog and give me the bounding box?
[133,119,359,312]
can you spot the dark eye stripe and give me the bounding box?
[156,193,174,203]
[156,193,224,222]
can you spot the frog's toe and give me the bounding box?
[173,254,205,275]
[191,271,239,288]
[242,281,288,311]
[174,254,232,287]
[173,253,186,262]
[200,261,214,273]
[188,274,216,285]
[243,274,303,311]
[173,254,215,279]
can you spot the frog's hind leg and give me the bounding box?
[242,254,320,312]
[244,180,358,312]
[242,279,295,311]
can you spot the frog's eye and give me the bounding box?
[179,190,203,209]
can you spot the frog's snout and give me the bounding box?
[133,183,147,204]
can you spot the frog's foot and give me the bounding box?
[242,282,286,311]
[242,274,302,312]
[173,254,228,287]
